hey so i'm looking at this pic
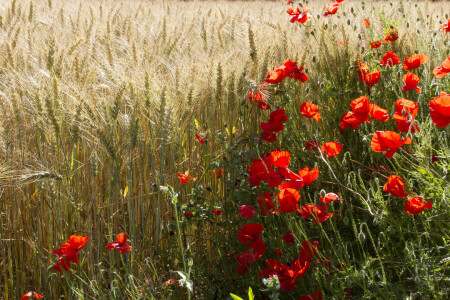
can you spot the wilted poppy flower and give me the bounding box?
[433,56,450,78]
[283,231,296,245]
[324,3,339,16]
[402,72,421,94]
[299,240,320,264]
[212,209,222,216]
[357,62,370,81]
[298,167,319,186]
[364,18,370,28]
[440,18,450,33]
[258,192,275,216]
[380,51,400,67]
[238,223,264,244]
[239,205,255,219]
[52,235,89,272]
[371,40,383,49]
[269,150,291,168]
[299,291,323,300]
[195,134,205,145]
[384,30,399,42]
[163,279,178,286]
[403,54,428,70]
[305,139,320,151]
[276,188,301,213]
[177,171,197,184]
[364,71,381,88]
[320,193,339,204]
[429,92,450,127]
[301,204,333,224]
[321,142,343,157]
[106,232,132,254]
[21,292,44,300]
[370,131,412,158]
[404,197,432,215]
[300,102,321,121]
[383,175,409,197]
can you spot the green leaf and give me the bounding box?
[248,287,254,300]
[230,293,244,300]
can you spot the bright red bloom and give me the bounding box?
[402,72,421,94]
[163,279,178,286]
[52,235,89,272]
[440,18,450,33]
[214,168,223,178]
[357,62,370,81]
[433,56,450,78]
[239,205,255,219]
[364,71,381,88]
[364,18,370,28]
[269,150,291,168]
[248,158,274,186]
[298,167,319,186]
[369,103,389,122]
[371,131,412,158]
[299,240,320,264]
[340,111,367,130]
[261,118,284,132]
[276,188,301,213]
[305,140,320,151]
[371,41,382,49]
[393,98,419,133]
[195,134,205,145]
[259,259,310,291]
[21,292,44,300]
[238,223,264,244]
[384,30,399,42]
[300,102,321,121]
[403,54,428,70]
[265,68,285,83]
[299,291,323,300]
[270,109,288,122]
[320,193,339,204]
[258,192,275,216]
[324,3,339,16]
[262,130,277,143]
[429,92,450,128]
[283,231,296,245]
[177,171,197,184]
[380,51,400,67]
[404,197,432,215]
[265,60,308,83]
[321,142,343,157]
[212,209,222,216]
[289,7,312,24]
[383,175,409,197]
[246,238,267,261]
[301,204,333,224]
[106,232,132,254]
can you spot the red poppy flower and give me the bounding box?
[321,142,343,157]
[340,111,366,130]
[396,119,420,133]
[364,18,370,28]
[371,131,412,158]
[289,7,312,24]
[371,41,383,49]
[403,54,428,70]
[283,231,296,245]
[21,292,44,300]
[213,168,223,178]
[357,62,370,81]
[369,103,389,121]
[364,71,381,88]
[305,139,320,151]
[383,175,409,197]
[246,238,267,261]
[300,102,321,121]
[276,188,301,213]
[380,51,400,67]
[52,235,89,272]
[269,150,291,168]
[320,193,340,204]
[334,0,345,2]
[239,205,255,219]
[195,134,205,145]
[393,98,419,132]
[238,223,264,244]
[299,291,323,300]
[259,259,310,292]
[384,30,399,42]
[402,72,421,94]
[163,279,178,286]
[275,248,282,257]
[404,197,432,215]
[324,3,339,16]
[262,130,277,143]
[177,171,197,184]
[248,158,274,186]
[301,204,333,224]
[258,192,275,216]
[212,209,222,216]
[440,18,450,33]
[261,118,284,132]
[433,56,450,78]
[265,68,285,83]
[106,232,132,254]
[185,211,194,219]
[298,167,319,186]
[299,240,320,264]
[429,92,450,127]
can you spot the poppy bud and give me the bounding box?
[361,46,365,53]
[347,19,351,25]
[351,7,354,13]
[417,29,420,34]
[390,2,393,7]
[374,177,379,187]
[407,22,409,28]
[358,33,362,40]
[312,55,316,63]
[401,108,406,116]
[310,31,314,36]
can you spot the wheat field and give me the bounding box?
[1,0,449,299]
